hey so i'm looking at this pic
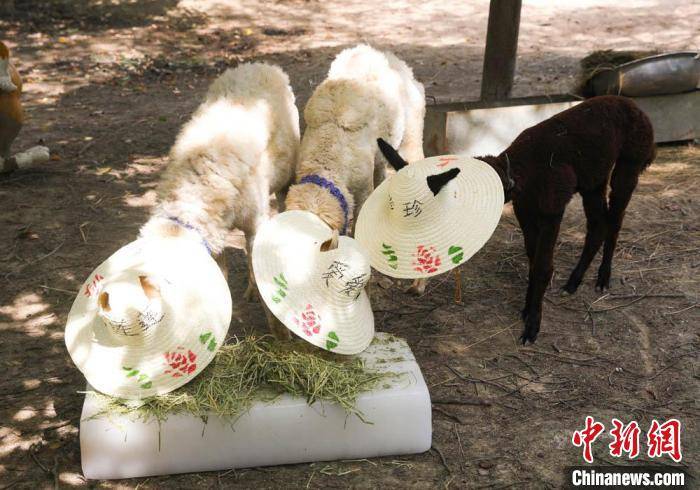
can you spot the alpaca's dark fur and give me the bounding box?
[478,95,656,344]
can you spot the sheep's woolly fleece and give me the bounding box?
[285,44,426,232]
[141,62,300,254]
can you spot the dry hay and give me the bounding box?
[575,49,659,96]
[89,336,395,423]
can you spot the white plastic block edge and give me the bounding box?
[80,333,432,479]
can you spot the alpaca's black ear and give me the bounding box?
[427,168,461,195]
[377,138,408,171]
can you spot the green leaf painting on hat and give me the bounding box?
[122,366,153,389]
[448,245,464,264]
[381,243,398,270]
[326,331,340,350]
[199,331,217,352]
[271,272,288,303]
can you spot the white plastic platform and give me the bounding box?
[79,333,432,479]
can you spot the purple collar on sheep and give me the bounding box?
[166,216,213,255]
[299,174,349,235]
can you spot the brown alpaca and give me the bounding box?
[477,95,655,344]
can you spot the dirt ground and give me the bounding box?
[1,1,698,488]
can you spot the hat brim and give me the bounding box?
[252,211,374,355]
[65,238,232,399]
[356,155,504,279]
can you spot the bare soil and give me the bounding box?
[0,1,698,488]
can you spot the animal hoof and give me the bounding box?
[595,274,610,292]
[561,280,579,295]
[406,278,426,296]
[519,315,541,344]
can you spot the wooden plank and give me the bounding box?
[480,0,522,101]
[423,91,699,157]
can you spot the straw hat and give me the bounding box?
[252,210,374,355]
[356,152,504,279]
[65,237,232,399]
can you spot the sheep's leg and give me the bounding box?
[563,187,608,294]
[596,163,639,291]
[520,214,562,344]
[513,201,539,320]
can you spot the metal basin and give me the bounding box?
[588,51,699,97]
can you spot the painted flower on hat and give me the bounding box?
[164,347,197,378]
[293,304,321,337]
[84,274,104,297]
[413,245,441,274]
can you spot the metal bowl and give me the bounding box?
[587,51,699,97]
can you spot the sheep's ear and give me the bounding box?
[427,168,461,195]
[377,138,408,171]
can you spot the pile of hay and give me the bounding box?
[575,49,659,96]
[91,336,394,423]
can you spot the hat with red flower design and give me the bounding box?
[64,236,231,399]
[356,141,504,279]
[252,210,374,355]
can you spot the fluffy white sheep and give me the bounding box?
[140,62,299,338]
[285,44,426,235]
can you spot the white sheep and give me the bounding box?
[140,62,299,338]
[285,44,426,235]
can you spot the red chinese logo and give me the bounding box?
[647,419,682,463]
[572,417,682,464]
[609,418,641,459]
[572,416,605,464]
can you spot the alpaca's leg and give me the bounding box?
[407,278,427,296]
[262,300,292,341]
[397,107,425,163]
[243,234,258,302]
[596,163,640,291]
[215,249,229,281]
[275,189,288,213]
[373,156,386,188]
[563,187,608,294]
[350,185,372,237]
[513,201,539,319]
[521,213,562,344]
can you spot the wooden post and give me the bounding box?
[480,0,522,101]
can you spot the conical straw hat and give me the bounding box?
[65,237,231,399]
[253,210,374,355]
[356,155,503,279]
